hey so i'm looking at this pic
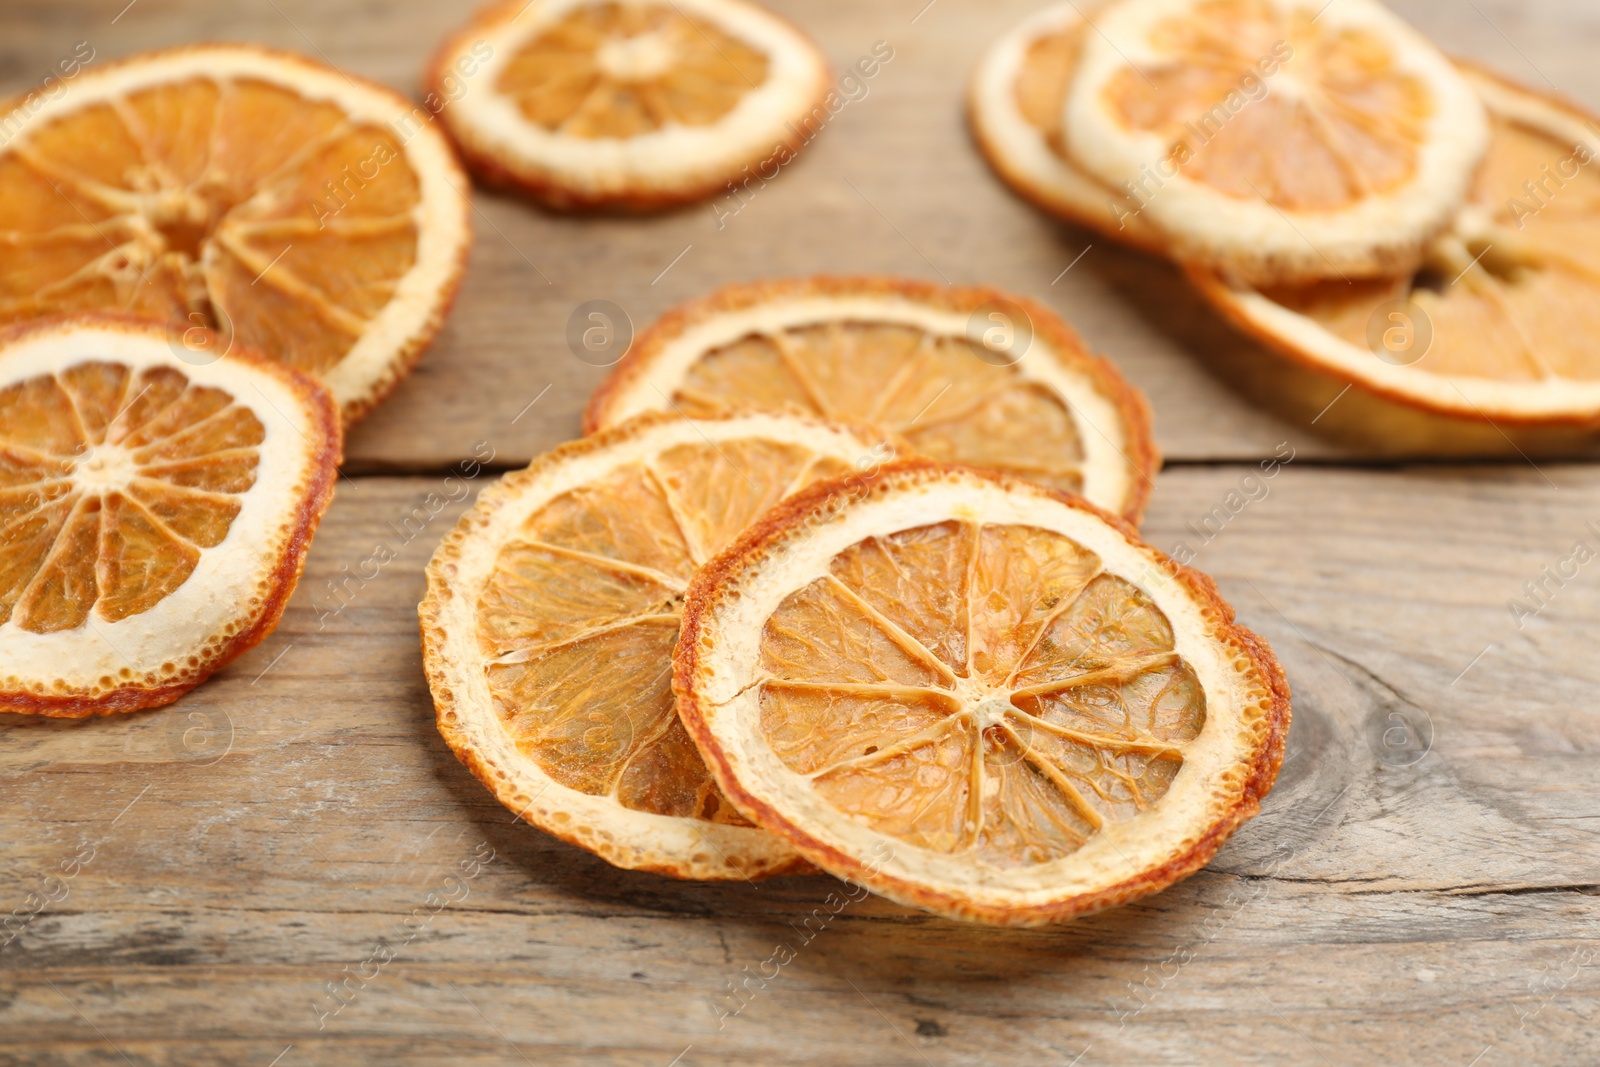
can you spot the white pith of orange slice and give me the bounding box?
[0,314,339,717]
[427,0,831,210]
[420,411,888,879]
[674,462,1289,925]
[584,276,1159,524]
[968,2,1164,253]
[1064,0,1488,284]
[1192,65,1600,425]
[0,44,472,424]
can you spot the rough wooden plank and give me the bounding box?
[5,0,1600,471]
[4,466,1600,1065]
[5,0,1600,1064]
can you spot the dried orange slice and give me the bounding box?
[420,411,885,879]
[428,0,831,210]
[675,462,1289,925]
[0,44,472,424]
[1064,0,1488,284]
[585,276,1158,523]
[968,2,1164,253]
[1191,65,1600,424]
[0,314,338,717]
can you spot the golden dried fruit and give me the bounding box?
[0,314,339,716]
[676,462,1289,924]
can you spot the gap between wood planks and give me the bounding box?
[332,456,1600,479]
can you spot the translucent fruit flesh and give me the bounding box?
[0,76,421,379]
[497,1,770,138]
[1102,0,1430,211]
[474,437,858,822]
[754,520,1205,868]
[1255,110,1600,382]
[671,322,1089,494]
[1015,17,1086,165]
[0,361,261,632]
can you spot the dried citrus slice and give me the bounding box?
[0,314,338,716]
[1063,0,1488,284]
[1191,65,1600,424]
[585,276,1158,522]
[427,0,831,210]
[420,411,885,878]
[675,462,1289,925]
[0,44,472,424]
[968,2,1163,252]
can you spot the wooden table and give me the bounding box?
[5,1,1600,1063]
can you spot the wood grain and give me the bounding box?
[4,0,1600,1064]
[5,468,1600,1066]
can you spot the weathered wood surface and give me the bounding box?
[5,468,1600,1066]
[6,0,1600,1064]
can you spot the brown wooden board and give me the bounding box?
[4,0,1600,1064]
[5,468,1600,1065]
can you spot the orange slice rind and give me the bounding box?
[419,410,888,879]
[428,0,832,210]
[968,2,1165,253]
[675,461,1289,925]
[584,276,1159,523]
[0,44,472,424]
[1063,0,1488,284]
[1191,65,1600,424]
[0,314,339,716]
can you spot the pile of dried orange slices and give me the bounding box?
[0,44,472,713]
[971,0,1600,425]
[421,276,1291,925]
[0,2,1303,928]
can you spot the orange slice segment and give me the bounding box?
[1191,65,1600,424]
[0,314,338,716]
[428,0,831,210]
[420,411,885,879]
[585,276,1159,523]
[675,462,1289,925]
[0,45,471,423]
[968,2,1164,252]
[1063,0,1487,283]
